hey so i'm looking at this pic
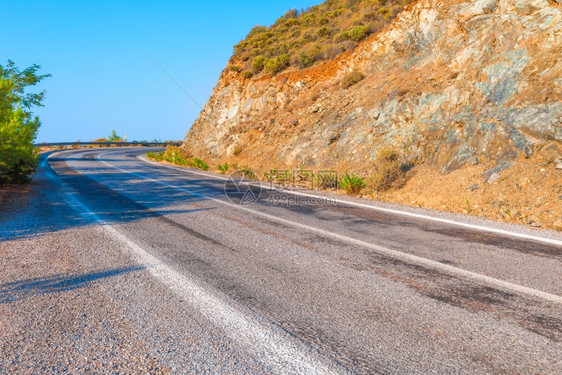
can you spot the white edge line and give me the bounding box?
[136,154,562,248]
[46,156,339,375]
[94,151,562,305]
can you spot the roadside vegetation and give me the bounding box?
[342,70,365,89]
[231,0,412,75]
[340,172,366,195]
[366,147,407,192]
[147,146,209,171]
[149,145,407,197]
[217,162,229,174]
[0,60,50,184]
[234,164,257,178]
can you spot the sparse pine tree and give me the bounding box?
[108,129,122,142]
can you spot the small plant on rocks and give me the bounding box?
[342,70,365,89]
[233,146,243,156]
[217,162,229,174]
[340,172,366,195]
[237,164,256,178]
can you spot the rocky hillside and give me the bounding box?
[185,0,560,173]
[183,0,562,229]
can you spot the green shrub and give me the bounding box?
[236,164,256,178]
[163,145,186,164]
[342,70,365,89]
[264,54,291,75]
[317,26,331,37]
[377,7,390,15]
[107,129,122,141]
[340,172,366,195]
[217,162,229,174]
[147,151,164,161]
[264,168,276,182]
[299,44,323,68]
[334,31,350,42]
[152,146,208,170]
[0,60,50,184]
[300,52,313,68]
[232,1,411,75]
[348,25,370,41]
[229,65,242,72]
[251,56,267,73]
[247,25,268,38]
[189,157,209,171]
[366,148,406,192]
[242,71,254,79]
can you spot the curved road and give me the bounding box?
[1,148,561,374]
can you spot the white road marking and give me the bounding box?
[91,151,562,304]
[138,154,562,248]
[48,168,339,375]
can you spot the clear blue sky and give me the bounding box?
[0,0,321,142]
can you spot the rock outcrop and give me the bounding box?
[184,0,561,174]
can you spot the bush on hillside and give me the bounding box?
[264,54,291,75]
[251,56,267,73]
[366,147,407,192]
[231,0,413,75]
[348,25,370,41]
[342,70,365,89]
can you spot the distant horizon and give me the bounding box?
[0,0,321,143]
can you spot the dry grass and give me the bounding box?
[366,148,407,192]
[342,70,365,89]
[374,153,562,231]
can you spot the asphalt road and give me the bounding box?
[1,148,561,374]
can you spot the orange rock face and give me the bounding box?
[185,0,560,175]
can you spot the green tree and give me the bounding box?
[107,129,122,141]
[0,60,50,184]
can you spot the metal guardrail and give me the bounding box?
[34,141,182,147]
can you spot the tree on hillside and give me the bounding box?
[0,60,51,184]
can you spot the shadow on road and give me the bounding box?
[0,152,219,241]
[0,265,148,304]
